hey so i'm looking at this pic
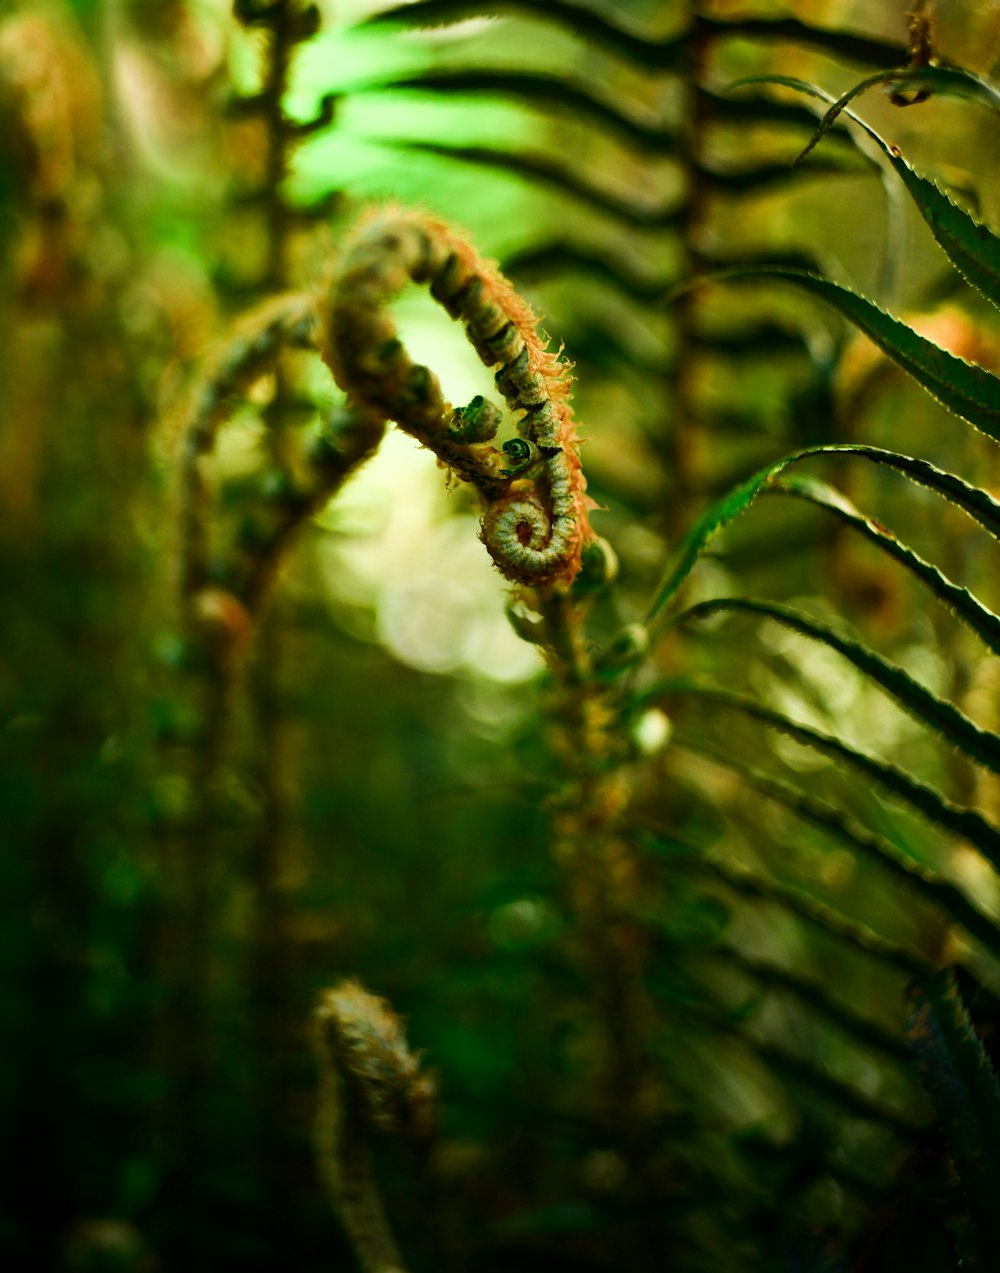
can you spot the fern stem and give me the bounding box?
[167,7,342,1257]
[537,595,667,1264]
[312,981,435,1273]
[228,5,330,1257]
[317,207,594,589]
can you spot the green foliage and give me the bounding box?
[6,2,1000,1272]
[715,265,1000,440]
[905,971,1000,1267]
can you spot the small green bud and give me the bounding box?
[596,623,649,673]
[501,436,536,475]
[505,603,548,645]
[447,395,502,443]
[573,537,619,593]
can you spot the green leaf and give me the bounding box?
[705,84,868,137]
[637,680,1000,870]
[775,473,1000,657]
[384,140,682,228]
[906,970,1000,1267]
[679,597,1000,775]
[352,69,674,151]
[504,241,669,306]
[710,267,1000,443]
[812,445,1000,542]
[646,458,792,621]
[646,443,1000,623]
[736,75,1000,310]
[708,943,912,1063]
[640,830,930,978]
[650,915,911,1061]
[673,998,922,1135]
[878,142,1000,310]
[789,65,1000,166]
[677,741,1000,963]
[362,7,903,73]
[361,0,686,70]
[697,15,903,70]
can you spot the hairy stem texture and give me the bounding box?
[317,207,593,589]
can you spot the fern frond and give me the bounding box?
[354,68,675,150]
[639,682,1000,869]
[385,139,681,228]
[773,475,1000,657]
[679,597,1000,775]
[712,268,1000,443]
[362,0,683,68]
[677,743,1000,963]
[640,831,931,980]
[906,970,1000,1267]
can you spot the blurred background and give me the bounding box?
[4,1,1000,1269]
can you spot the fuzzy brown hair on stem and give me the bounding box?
[313,979,435,1273]
[316,206,594,590]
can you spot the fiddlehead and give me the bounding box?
[313,980,435,1273]
[317,207,594,589]
[178,293,385,657]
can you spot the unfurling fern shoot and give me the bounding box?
[316,206,595,590]
[313,980,435,1273]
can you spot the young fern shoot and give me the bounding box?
[316,206,594,590]
[176,205,652,1266]
[178,294,387,661]
[313,980,435,1273]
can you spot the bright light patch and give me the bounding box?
[632,708,671,756]
[316,429,542,684]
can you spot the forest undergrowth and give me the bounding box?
[5,2,1000,1270]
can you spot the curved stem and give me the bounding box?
[317,208,594,589]
[313,981,434,1273]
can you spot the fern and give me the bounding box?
[9,2,1000,1271]
[299,2,1000,1267]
